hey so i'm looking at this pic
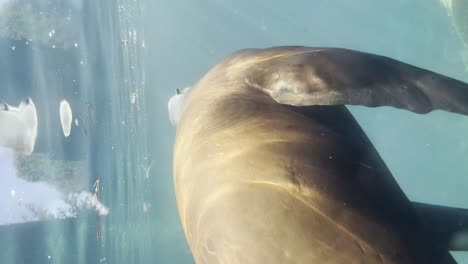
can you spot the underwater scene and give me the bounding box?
[0,0,467,263]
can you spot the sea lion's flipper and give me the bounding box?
[245,47,468,115]
[412,201,468,251]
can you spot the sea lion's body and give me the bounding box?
[171,47,468,263]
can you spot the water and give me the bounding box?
[0,0,467,263]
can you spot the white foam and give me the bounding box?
[0,147,110,224]
[68,191,109,216]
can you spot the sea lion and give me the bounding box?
[169,47,468,263]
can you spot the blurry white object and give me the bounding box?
[440,0,468,47]
[0,98,38,155]
[60,99,73,137]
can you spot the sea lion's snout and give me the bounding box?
[168,86,192,127]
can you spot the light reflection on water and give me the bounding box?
[0,0,150,263]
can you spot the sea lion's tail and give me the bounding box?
[413,202,468,251]
[243,47,468,116]
[414,74,468,115]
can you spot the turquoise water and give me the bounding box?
[0,0,467,263]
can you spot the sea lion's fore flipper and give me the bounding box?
[246,47,468,115]
[412,201,468,251]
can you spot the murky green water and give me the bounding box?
[0,0,467,263]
